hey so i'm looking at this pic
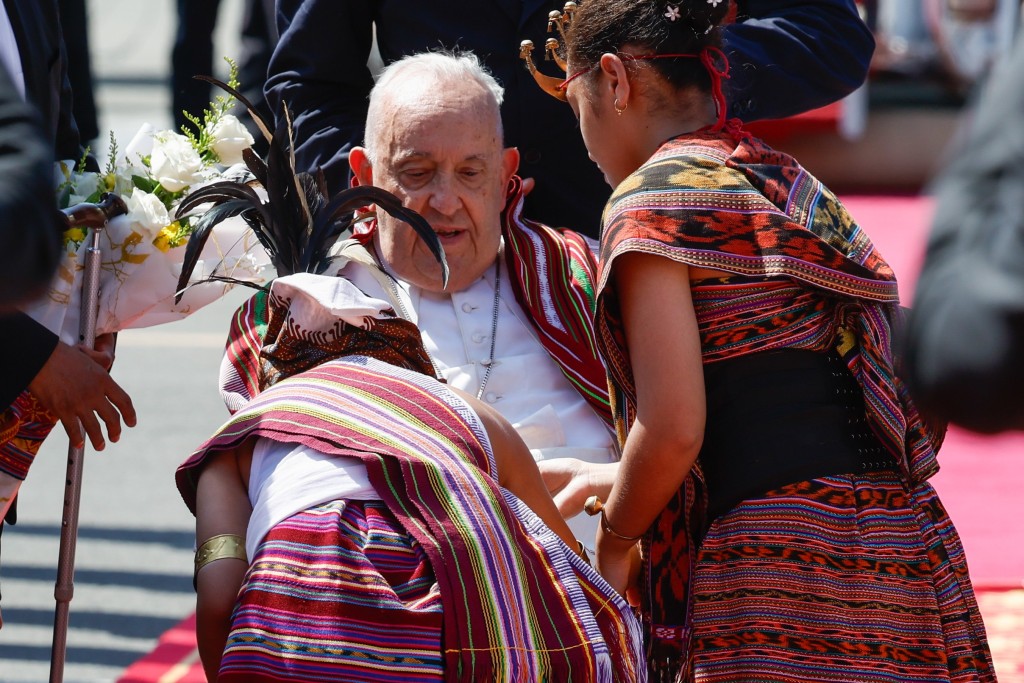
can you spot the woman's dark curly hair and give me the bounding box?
[565,0,731,94]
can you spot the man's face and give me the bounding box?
[352,82,519,293]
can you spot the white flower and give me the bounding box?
[664,4,681,21]
[70,171,101,201]
[54,160,74,187]
[112,165,139,197]
[207,114,255,166]
[707,0,722,7]
[150,132,204,192]
[125,187,172,240]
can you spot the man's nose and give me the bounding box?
[426,174,461,216]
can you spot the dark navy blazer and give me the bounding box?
[1,0,85,410]
[266,0,874,236]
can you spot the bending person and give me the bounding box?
[176,273,643,682]
[546,0,996,680]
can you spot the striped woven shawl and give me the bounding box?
[597,131,943,485]
[178,357,643,681]
[191,278,643,679]
[500,177,612,428]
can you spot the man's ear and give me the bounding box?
[501,147,520,185]
[349,147,374,186]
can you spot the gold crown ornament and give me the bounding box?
[519,1,577,101]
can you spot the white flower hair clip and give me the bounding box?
[664,3,681,21]
[707,0,723,6]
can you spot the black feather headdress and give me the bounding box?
[173,76,448,303]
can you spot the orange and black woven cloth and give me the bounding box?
[595,127,995,682]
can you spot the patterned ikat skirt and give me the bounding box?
[218,500,444,683]
[690,473,997,683]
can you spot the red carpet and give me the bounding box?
[118,613,204,683]
[118,194,1024,683]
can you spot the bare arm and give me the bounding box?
[194,440,254,681]
[595,252,706,594]
[452,388,581,553]
[538,458,619,520]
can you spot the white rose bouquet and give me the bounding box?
[26,61,270,344]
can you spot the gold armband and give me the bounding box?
[195,533,247,577]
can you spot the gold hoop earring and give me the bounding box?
[613,99,626,115]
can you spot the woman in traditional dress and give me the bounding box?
[548,0,997,680]
[176,273,644,682]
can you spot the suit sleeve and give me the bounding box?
[0,64,64,308]
[0,313,59,410]
[724,0,874,121]
[264,0,376,195]
[902,37,1024,434]
[49,2,87,164]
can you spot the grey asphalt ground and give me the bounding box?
[2,2,253,681]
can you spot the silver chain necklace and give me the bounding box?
[379,244,503,399]
[476,253,501,399]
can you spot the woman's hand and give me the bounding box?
[595,528,640,599]
[538,459,618,519]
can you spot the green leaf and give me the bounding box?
[56,184,72,210]
[132,174,160,193]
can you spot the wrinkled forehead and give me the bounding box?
[373,80,503,159]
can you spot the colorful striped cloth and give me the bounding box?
[0,392,56,481]
[597,133,942,485]
[692,474,996,683]
[221,499,448,682]
[500,176,612,428]
[595,130,993,681]
[178,357,643,681]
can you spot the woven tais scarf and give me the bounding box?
[178,357,641,681]
[500,176,613,428]
[350,176,614,429]
[202,279,643,680]
[256,288,434,391]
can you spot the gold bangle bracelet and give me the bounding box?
[599,509,644,542]
[584,495,644,542]
[195,533,247,576]
[576,540,591,565]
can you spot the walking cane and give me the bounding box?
[48,192,128,683]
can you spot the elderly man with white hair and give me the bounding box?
[333,50,618,553]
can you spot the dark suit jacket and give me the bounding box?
[265,0,873,236]
[903,35,1024,434]
[0,0,86,410]
[0,63,61,309]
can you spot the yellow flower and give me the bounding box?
[153,230,172,253]
[153,220,187,252]
[63,227,86,247]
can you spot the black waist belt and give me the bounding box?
[699,349,895,521]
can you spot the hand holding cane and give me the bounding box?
[49,192,127,683]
